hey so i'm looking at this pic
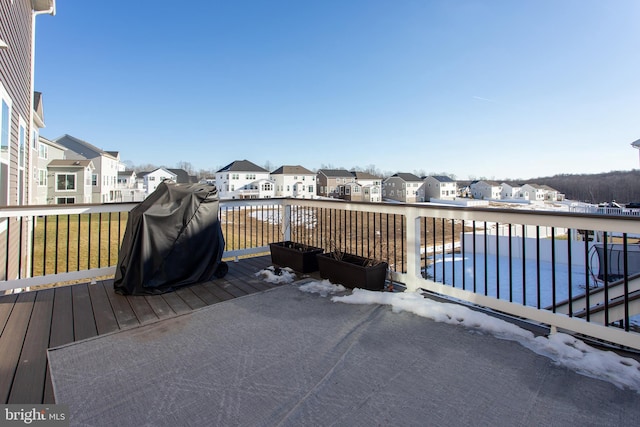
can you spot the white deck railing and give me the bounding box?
[1,198,640,350]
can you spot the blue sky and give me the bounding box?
[34,0,640,179]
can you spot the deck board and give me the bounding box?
[144,295,177,320]
[0,292,36,403]
[8,290,54,403]
[127,295,159,325]
[105,286,139,329]
[158,291,192,315]
[72,284,98,341]
[0,293,18,334]
[88,282,119,335]
[0,255,281,404]
[175,287,207,310]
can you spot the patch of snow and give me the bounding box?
[255,266,297,284]
[298,280,347,297]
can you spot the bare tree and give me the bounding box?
[176,161,194,174]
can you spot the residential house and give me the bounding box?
[29,91,46,203]
[423,175,457,201]
[270,165,316,198]
[316,169,355,198]
[53,134,123,203]
[500,182,523,200]
[0,0,55,280]
[1,1,55,207]
[520,184,546,202]
[540,185,565,202]
[47,159,94,204]
[383,173,424,203]
[116,170,146,202]
[470,180,502,200]
[137,168,177,197]
[351,171,382,203]
[33,135,65,204]
[167,168,199,185]
[215,160,273,199]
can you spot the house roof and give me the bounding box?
[48,159,93,168]
[39,135,66,151]
[138,167,176,179]
[430,175,455,183]
[167,168,199,184]
[351,171,380,180]
[318,169,353,178]
[32,0,56,14]
[118,170,136,177]
[474,180,501,186]
[33,91,45,127]
[54,134,118,161]
[271,165,315,175]
[217,160,268,173]
[391,173,422,182]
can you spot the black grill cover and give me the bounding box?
[114,181,225,295]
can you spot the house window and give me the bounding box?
[39,143,48,159]
[149,176,155,181]
[17,118,26,205]
[308,186,313,193]
[38,169,47,186]
[56,196,75,204]
[92,174,97,186]
[56,173,76,191]
[0,92,11,206]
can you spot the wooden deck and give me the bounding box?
[0,255,281,404]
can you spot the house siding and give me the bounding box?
[0,0,35,280]
[1,0,33,207]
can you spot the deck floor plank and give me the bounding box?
[200,281,236,302]
[216,280,248,298]
[8,289,54,404]
[188,284,224,306]
[126,295,159,325]
[158,292,192,316]
[72,284,98,341]
[88,282,119,335]
[144,294,177,320]
[0,293,18,335]
[0,256,282,404]
[174,287,207,310]
[0,292,36,404]
[49,286,74,347]
[105,286,139,329]
[43,286,75,405]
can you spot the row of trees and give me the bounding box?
[524,170,640,204]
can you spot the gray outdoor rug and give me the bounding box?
[48,283,640,427]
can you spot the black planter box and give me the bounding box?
[317,253,388,291]
[269,241,324,273]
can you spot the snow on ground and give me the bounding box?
[247,206,318,229]
[255,266,298,284]
[298,281,640,393]
[299,279,347,297]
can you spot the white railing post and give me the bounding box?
[283,201,292,241]
[404,207,422,292]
